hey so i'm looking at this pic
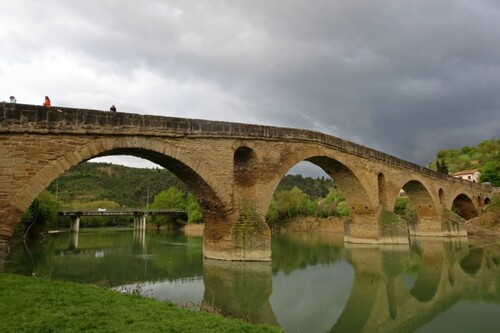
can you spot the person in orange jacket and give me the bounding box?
[43,96,51,108]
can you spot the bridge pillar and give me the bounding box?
[133,215,146,231]
[344,209,409,245]
[69,231,79,250]
[70,215,80,233]
[203,201,272,261]
[408,209,467,238]
[202,146,272,262]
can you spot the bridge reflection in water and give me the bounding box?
[3,230,500,332]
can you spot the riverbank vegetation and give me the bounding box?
[0,273,279,333]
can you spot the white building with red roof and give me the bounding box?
[452,169,480,182]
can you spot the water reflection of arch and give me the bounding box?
[330,238,500,333]
[406,239,468,302]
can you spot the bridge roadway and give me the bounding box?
[0,103,495,262]
[58,209,188,233]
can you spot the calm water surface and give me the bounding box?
[4,228,500,332]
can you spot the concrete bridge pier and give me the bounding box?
[69,231,79,250]
[70,215,80,233]
[133,215,146,231]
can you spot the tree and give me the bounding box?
[150,188,187,211]
[149,188,188,228]
[185,193,203,223]
[480,162,500,186]
[436,159,449,174]
[20,190,61,237]
[266,187,315,226]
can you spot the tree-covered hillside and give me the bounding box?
[275,174,334,199]
[428,139,500,185]
[47,162,334,208]
[47,163,186,208]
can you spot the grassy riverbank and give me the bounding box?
[0,273,280,333]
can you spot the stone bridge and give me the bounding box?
[0,103,493,261]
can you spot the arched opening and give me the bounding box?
[233,146,257,188]
[306,156,373,214]
[265,161,340,231]
[378,173,387,209]
[485,197,492,205]
[452,194,478,220]
[4,144,225,284]
[394,180,437,227]
[9,148,222,239]
[438,188,445,206]
[94,148,223,218]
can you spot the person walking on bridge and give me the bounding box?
[110,104,116,112]
[43,96,51,108]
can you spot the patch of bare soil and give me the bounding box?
[467,210,500,236]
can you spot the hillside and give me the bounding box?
[47,162,334,208]
[428,139,500,185]
[47,162,186,208]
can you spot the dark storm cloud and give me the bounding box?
[2,0,500,166]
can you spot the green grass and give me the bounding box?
[0,273,281,333]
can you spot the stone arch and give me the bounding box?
[5,137,226,239]
[263,151,374,218]
[306,156,373,214]
[378,173,387,209]
[485,197,492,205]
[452,194,478,220]
[400,180,439,223]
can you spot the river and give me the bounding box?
[4,228,500,332]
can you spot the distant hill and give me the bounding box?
[275,174,334,198]
[47,162,186,208]
[47,162,334,207]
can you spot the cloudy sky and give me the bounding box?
[1,0,499,173]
